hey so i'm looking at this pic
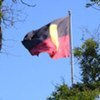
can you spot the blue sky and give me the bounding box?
[0,0,100,100]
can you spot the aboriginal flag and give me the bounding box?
[22,16,70,59]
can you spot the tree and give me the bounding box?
[47,83,70,100]
[0,0,35,51]
[74,38,100,83]
[47,82,100,100]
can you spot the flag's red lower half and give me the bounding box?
[30,35,70,59]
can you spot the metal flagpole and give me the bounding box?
[68,11,74,85]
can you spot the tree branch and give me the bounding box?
[91,6,100,10]
[20,0,36,7]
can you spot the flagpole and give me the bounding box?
[68,11,74,85]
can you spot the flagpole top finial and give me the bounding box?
[68,11,71,16]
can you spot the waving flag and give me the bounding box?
[22,16,70,59]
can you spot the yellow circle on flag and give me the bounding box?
[49,24,59,50]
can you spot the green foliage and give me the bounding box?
[0,0,2,6]
[74,38,100,83]
[47,82,100,100]
[0,0,2,18]
[74,47,82,59]
[0,12,2,18]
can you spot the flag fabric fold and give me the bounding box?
[22,16,70,59]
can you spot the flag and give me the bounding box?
[22,16,70,59]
